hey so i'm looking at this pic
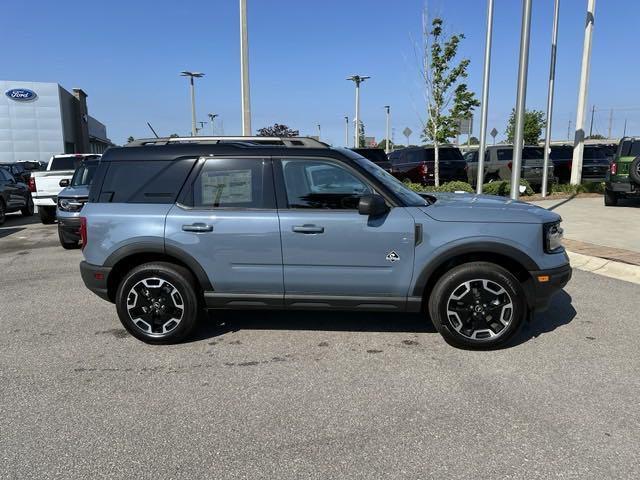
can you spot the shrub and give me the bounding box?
[549,181,605,195]
[481,179,534,197]
[405,180,474,194]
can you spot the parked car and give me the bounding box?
[78,136,571,349]
[0,162,30,184]
[17,160,43,172]
[0,168,34,225]
[29,154,101,224]
[604,136,640,206]
[388,146,467,185]
[549,145,609,184]
[350,148,392,172]
[466,145,553,191]
[56,159,100,249]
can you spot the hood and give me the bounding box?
[419,192,560,224]
[57,185,90,199]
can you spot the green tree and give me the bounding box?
[127,136,135,143]
[468,136,479,145]
[256,123,299,137]
[505,109,546,145]
[586,134,606,140]
[421,16,479,186]
[169,133,179,138]
[376,139,395,150]
[357,122,366,148]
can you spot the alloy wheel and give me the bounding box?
[126,277,184,337]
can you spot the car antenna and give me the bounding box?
[146,122,160,138]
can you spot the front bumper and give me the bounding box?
[80,261,112,302]
[527,263,572,311]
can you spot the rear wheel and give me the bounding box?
[604,188,618,206]
[21,194,34,217]
[629,157,640,185]
[115,262,200,344]
[39,206,56,224]
[428,262,526,349]
[0,200,5,225]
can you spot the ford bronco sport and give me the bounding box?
[79,136,571,349]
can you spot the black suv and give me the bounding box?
[0,168,34,224]
[388,146,467,185]
[351,148,392,172]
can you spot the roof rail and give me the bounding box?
[125,136,329,148]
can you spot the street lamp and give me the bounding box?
[208,113,219,135]
[384,105,391,153]
[344,116,349,147]
[346,75,370,148]
[180,71,205,137]
[317,123,321,140]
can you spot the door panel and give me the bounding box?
[165,157,283,296]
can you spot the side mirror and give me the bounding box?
[358,194,389,217]
[59,179,70,187]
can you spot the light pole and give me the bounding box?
[510,0,533,201]
[476,0,495,194]
[317,123,321,140]
[384,105,391,153]
[239,0,252,135]
[208,113,219,135]
[542,0,560,198]
[347,75,370,148]
[197,121,207,136]
[571,0,596,185]
[344,116,349,147]
[181,71,205,137]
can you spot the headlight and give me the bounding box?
[58,198,85,212]
[544,222,564,253]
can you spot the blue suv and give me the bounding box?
[79,137,571,348]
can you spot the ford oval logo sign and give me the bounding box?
[5,88,38,102]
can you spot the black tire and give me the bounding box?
[428,262,527,349]
[57,226,80,250]
[604,188,618,207]
[21,194,34,217]
[115,262,200,344]
[39,206,56,224]
[0,199,5,226]
[629,157,640,185]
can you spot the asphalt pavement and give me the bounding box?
[1,212,639,479]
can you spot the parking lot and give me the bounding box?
[1,211,639,479]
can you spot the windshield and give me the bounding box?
[341,149,428,206]
[70,161,98,186]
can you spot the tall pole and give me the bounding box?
[317,123,321,140]
[208,113,218,135]
[239,0,252,135]
[542,0,560,198]
[476,0,495,194]
[623,119,627,137]
[571,0,596,185]
[189,77,196,136]
[510,0,533,200]
[568,119,572,140]
[354,82,360,147]
[344,116,349,147]
[608,108,613,138]
[589,104,596,137]
[384,105,391,153]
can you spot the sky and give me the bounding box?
[2,0,639,147]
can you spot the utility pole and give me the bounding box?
[344,116,349,147]
[197,121,207,135]
[180,71,205,137]
[510,0,533,200]
[384,105,391,153]
[623,119,627,137]
[317,123,321,140]
[476,0,495,194]
[239,0,252,135]
[571,0,596,186]
[608,108,613,139]
[589,104,596,137]
[347,75,370,148]
[542,0,560,198]
[208,113,218,135]
[567,119,572,140]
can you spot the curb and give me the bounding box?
[567,250,640,285]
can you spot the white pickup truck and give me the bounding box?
[30,154,101,223]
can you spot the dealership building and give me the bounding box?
[0,80,112,163]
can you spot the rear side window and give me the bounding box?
[50,157,82,170]
[497,149,512,161]
[98,159,195,203]
[186,158,274,209]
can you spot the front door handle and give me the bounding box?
[292,224,324,234]
[182,223,213,233]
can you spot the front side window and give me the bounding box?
[189,158,274,209]
[281,159,371,209]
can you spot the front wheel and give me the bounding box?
[428,262,526,349]
[115,262,200,344]
[604,188,618,206]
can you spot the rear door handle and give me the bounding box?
[292,224,324,234]
[182,223,213,233]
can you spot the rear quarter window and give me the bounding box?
[96,159,195,203]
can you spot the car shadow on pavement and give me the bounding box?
[191,290,576,348]
[512,290,576,346]
[1,212,41,228]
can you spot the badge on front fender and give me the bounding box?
[386,251,400,262]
